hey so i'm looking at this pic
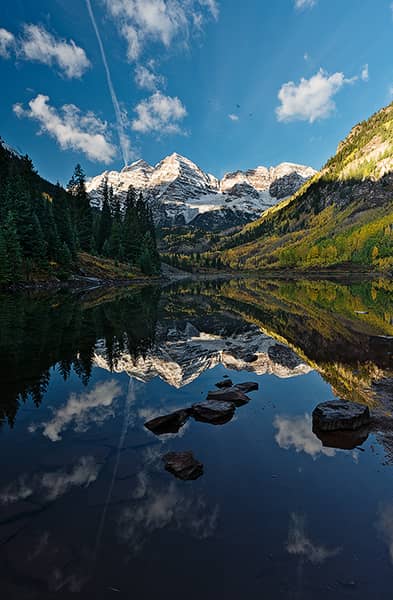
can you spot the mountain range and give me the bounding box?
[86,154,316,231]
[94,318,311,388]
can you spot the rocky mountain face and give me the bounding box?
[94,319,311,388]
[86,153,316,231]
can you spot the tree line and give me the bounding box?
[0,141,160,284]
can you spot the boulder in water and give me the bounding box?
[191,400,236,425]
[207,387,250,406]
[235,382,259,393]
[145,409,190,435]
[163,451,203,480]
[215,379,233,389]
[312,400,370,432]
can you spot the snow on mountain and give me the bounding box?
[86,153,316,230]
[93,322,312,388]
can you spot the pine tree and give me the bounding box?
[97,177,112,252]
[2,211,22,281]
[68,164,92,252]
[0,230,10,283]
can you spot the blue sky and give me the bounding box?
[1,0,393,184]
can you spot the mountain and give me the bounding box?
[94,319,311,388]
[218,102,393,271]
[86,153,316,231]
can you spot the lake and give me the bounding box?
[1,277,393,599]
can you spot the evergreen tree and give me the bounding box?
[2,211,22,281]
[97,177,112,252]
[68,164,92,251]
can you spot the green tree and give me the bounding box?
[68,164,92,251]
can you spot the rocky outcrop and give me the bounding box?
[235,382,259,393]
[312,400,371,431]
[144,409,191,435]
[163,451,203,480]
[191,400,236,425]
[215,379,233,388]
[207,387,250,406]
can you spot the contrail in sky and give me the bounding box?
[86,0,130,166]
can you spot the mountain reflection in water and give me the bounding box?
[1,278,393,598]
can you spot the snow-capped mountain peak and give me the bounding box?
[86,153,316,230]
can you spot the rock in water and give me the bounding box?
[312,400,370,431]
[235,382,259,393]
[163,451,203,481]
[145,409,190,435]
[191,400,236,425]
[215,379,233,389]
[207,387,250,406]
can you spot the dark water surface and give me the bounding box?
[1,278,393,599]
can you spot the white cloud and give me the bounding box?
[28,379,122,440]
[295,0,317,9]
[286,513,341,564]
[103,0,219,62]
[13,94,117,163]
[0,28,15,58]
[228,113,239,121]
[361,63,369,82]
[17,24,90,78]
[0,24,90,78]
[135,64,165,90]
[276,68,354,123]
[132,91,187,134]
[389,84,393,99]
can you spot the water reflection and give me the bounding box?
[118,451,219,554]
[274,414,336,459]
[29,379,123,442]
[0,456,100,504]
[286,513,341,564]
[1,278,393,597]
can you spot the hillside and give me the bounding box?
[216,102,393,272]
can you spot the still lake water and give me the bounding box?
[1,277,393,599]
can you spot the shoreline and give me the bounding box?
[1,267,388,293]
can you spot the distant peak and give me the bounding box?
[122,159,152,172]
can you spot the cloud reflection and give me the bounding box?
[286,513,341,564]
[274,413,336,459]
[377,504,393,565]
[0,456,100,504]
[29,379,122,441]
[117,449,219,553]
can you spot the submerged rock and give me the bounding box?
[235,381,259,393]
[207,387,250,406]
[312,400,370,432]
[145,409,190,435]
[215,379,233,389]
[163,451,203,480]
[191,400,236,425]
